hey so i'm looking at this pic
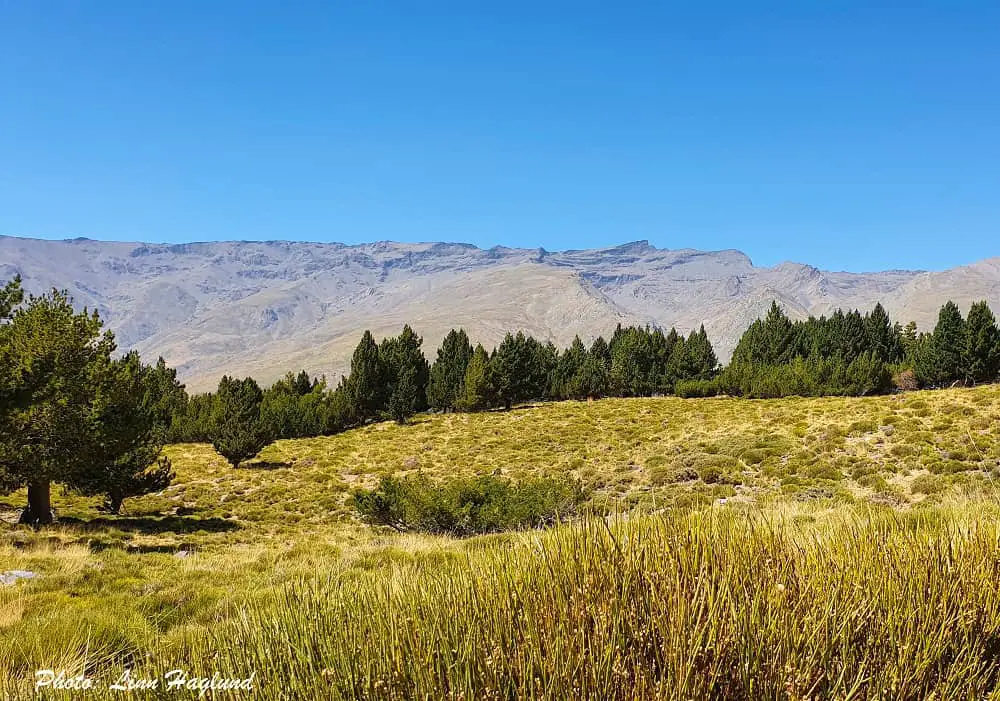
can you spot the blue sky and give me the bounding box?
[1,2,998,272]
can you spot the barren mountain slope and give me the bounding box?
[2,235,997,391]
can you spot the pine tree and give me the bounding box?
[846,351,892,396]
[917,301,966,387]
[730,319,766,366]
[326,376,357,431]
[387,364,418,424]
[427,329,473,411]
[865,303,900,363]
[552,336,587,399]
[762,302,795,364]
[609,327,657,396]
[346,330,386,421]
[538,340,559,400]
[589,336,610,368]
[293,370,314,395]
[73,352,175,513]
[0,287,116,524]
[210,376,271,468]
[963,301,1000,384]
[380,325,430,422]
[839,310,868,364]
[575,352,609,399]
[489,332,548,409]
[685,325,719,380]
[901,321,919,364]
[0,275,24,320]
[145,357,187,435]
[456,344,492,411]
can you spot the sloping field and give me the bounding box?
[2,386,1000,699]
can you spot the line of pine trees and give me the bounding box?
[718,300,1000,398]
[165,323,721,449]
[165,298,1000,452]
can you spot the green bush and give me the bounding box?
[911,474,945,495]
[674,379,720,398]
[352,473,586,536]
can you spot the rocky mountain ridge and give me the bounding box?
[2,235,997,392]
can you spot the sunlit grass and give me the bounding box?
[2,385,1000,698]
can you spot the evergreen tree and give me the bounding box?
[456,344,492,411]
[210,376,271,468]
[427,329,473,411]
[609,327,657,396]
[326,377,358,431]
[261,384,303,439]
[575,352,609,398]
[145,357,187,435]
[489,332,550,409]
[845,351,892,396]
[167,391,216,443]
[664,336,689,391]
[292,370,314,395]
[684,325,719,380]
[346,330,386,421]
[901,321,919,365]
[963,301,1000,384]
[380,325,430,422]
[589,336,610,368]
[552,336,587,399]
[538,341,559,400]
[839,310,868,363]
[73,352,175,513]
[865,303,901,363]
[0,275,24,320]
[761,302,796,364]
[387,363,418,424]
[917,301,966,387]
[730,319,766,366]
[0,287,116,524]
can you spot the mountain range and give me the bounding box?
[2,235,998,392]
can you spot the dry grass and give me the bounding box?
[1,385,1000,698]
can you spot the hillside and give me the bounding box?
[2,235,999,391]
[2,387,1000,698]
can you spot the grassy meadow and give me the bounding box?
[2,386,1000,699]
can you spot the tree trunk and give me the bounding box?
[19,481,53,525]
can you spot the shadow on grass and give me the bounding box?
[240,460,292,470]
[503,404,545,412]
[59,515,240,535]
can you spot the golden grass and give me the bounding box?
[1,385,999,698]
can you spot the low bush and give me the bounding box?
[352,473,586,536]
[673,379,720,398]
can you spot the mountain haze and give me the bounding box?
[2,235,998,392]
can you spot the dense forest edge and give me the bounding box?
[2,272,999,525]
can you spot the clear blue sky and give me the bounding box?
[1,2,998,272]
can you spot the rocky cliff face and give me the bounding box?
[2,235,997,392]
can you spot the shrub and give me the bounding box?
[352,473,586,536]
[649,465,699,486]
[911,474,945,495]
[674,379,720,398]
[697,465,724,484]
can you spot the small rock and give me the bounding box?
[402,456,420,469]
[174,550,191,559]
[1,570,39,586]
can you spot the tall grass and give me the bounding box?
[20,502,1000,700]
